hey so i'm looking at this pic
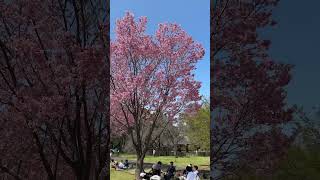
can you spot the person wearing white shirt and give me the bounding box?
[193,165,199,175]
[118,161,125,169]
[186,171,197,180]
[150,175,161,180]
[186,166,197,180]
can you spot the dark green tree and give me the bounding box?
[184,100,210,151]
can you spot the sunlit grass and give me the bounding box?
[110,168,135,180]
[117,154,210,170]
[111,155,210,179]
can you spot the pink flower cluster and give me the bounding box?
[111,12,204,133]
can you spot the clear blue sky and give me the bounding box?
[262,1,320,112]
[110,0,210,99]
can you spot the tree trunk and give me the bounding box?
[135,156,145,180]
[104,153,110,180]
[174,145,177,157]
[98,166,109,180]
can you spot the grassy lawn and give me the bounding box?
[111,154,210,179]
[110,169,135,180]
[118,154,210,170]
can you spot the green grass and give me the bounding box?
[117,154,210,170]
[111,155,210,179]
[110,169,135,180]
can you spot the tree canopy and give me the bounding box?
[184,101,210,151]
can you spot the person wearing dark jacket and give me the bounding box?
[164,161,176,180]
[152,161,162,176]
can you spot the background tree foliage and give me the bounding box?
[273,108,320,180]
[224,108,320,180]
[184,100,210,151]
[211,0,295,178]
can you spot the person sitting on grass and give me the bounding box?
[140,172,151,180]
[140,173,161,180]
[164,161,176,180]
[116,160,127,170]
[193,166,200,180]
[193,166,198,175]
[150,175,161,180]
[151,161,162,176]
[176,170,186,180]
[186,166,197,180]
[123,159,130,168]
[111,159,128,171]
[183,164,192,177]
[110,159,117,170]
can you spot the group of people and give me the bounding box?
[111,158,202,179]
[180,164,200,180]
[110,159,130,170]
[140,161,200,180]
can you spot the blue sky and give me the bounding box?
[111,0,210,99]
[262,1,320,112]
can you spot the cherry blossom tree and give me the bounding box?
[0,0,110,179]
[211,0,295,179]
[111,12,204,179]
